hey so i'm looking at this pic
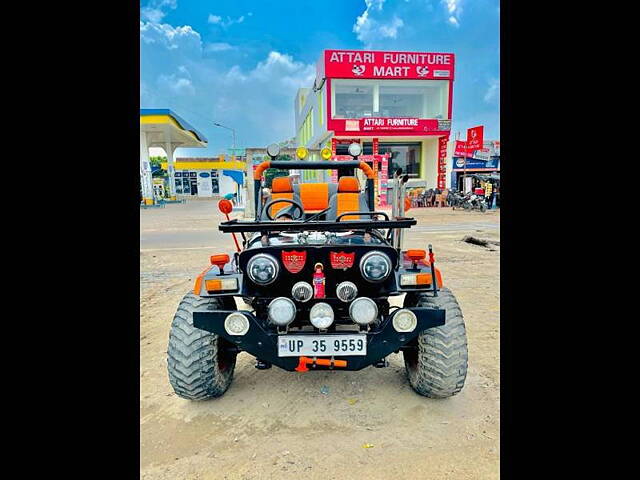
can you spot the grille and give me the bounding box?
[336,281,358,302]
[291,282,313,302]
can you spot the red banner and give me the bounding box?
[466,126,484,154]
[454,140,467,157]
[437,136,448,189]
[324,50,454,80]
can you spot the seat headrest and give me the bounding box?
[272,176,293,193]
[338,176,360,193]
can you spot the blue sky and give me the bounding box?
[140,0,499,157]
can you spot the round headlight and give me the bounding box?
[336,281,358,302]
[309,302,334,330]
[292,281,313,303]
[349,297,378,325]
[392,309,418,333]
[266,143,281,157]
[360,251,392,283]
[247,253,279,285]
[268,297,297,326]
[224,312,250,336]
[348,142,362,157]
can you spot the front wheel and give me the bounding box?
[403,288,468,398]
[167,293,237,400]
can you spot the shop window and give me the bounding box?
[332,79,448,119]
[378,143,422,177]
[333,82,373,119]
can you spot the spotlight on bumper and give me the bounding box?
[349,297,378,325]
[391,309,418,333]
[309,302,334,329]
[224,312,250,336]
[268,297,297,326]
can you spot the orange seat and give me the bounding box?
[268,177,294,218]
[326,176,368,220]
[293,182,338,213]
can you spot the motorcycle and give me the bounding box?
[462,193,486,212]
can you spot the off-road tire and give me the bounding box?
[167,293,237,400]
[403,288,468,398]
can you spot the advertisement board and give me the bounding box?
[466,126,484,153]
[323,50,455,80]
[454,140,467,157]
[437,136,448,189]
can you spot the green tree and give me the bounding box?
[149,156,166,169]
[264,154,292,188]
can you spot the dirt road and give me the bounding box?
[140,199,500,479]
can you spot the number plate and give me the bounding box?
[277,334,367,357]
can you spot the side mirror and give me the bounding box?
[218,199,233,214]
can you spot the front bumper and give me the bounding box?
[193,307,445,371]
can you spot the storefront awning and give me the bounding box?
[223,169,244,185]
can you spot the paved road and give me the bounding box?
[140,201,499,251]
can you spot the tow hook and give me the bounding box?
[295,356,347,372]
[374,358,389,368]
[255,359,272,370]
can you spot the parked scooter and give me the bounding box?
[461,193,486,212]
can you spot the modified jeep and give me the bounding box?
[167,143,468,399]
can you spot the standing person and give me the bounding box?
[485,181,493,209]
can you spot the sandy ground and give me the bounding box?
[140,199,500,480]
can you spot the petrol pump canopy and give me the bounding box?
[140,109,208,148]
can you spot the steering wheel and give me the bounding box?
[262,198,305,221]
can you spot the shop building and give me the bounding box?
[450,140,500,192]
[294,49,455,201]
[159,156,246,200]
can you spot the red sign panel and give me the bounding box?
[437,136,448,190]
[329,251,355,270]
[281,250,307,274]
[360,118,440,132]
[331,118,450,136]
[466,126,484,153]
[324,50,455,80]
[454,140,467,157]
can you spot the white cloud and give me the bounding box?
[140,0,177,23]
[208,13,248,28]
[158,72,196,96]
[484,78,500,103]
[141,15,317,151]
[140,21,202,53]
[353,0,403,46]
[204,42,234,52]
[379,16,404,38]
[442,0,463,26]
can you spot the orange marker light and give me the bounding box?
[407,249,426,261]
[416,273,433,285]
[210,254,230,271]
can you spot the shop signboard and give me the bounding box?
[197,172,213,197]
[473,148,491,161]
[493,140,500,155]
[360,118,450,132]
[437,136,448,189]
[323,50,455,80]
[454,140,467,157]
[466,126,484,154]
[380,153,388,206]
[453,156,500,170]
